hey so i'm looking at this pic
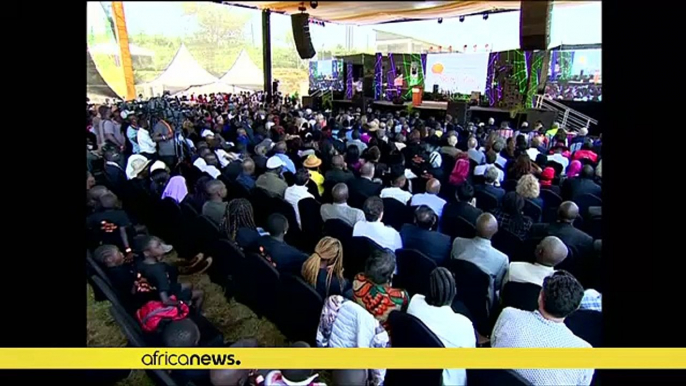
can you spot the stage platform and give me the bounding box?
[372,100,511,114]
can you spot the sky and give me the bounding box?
[88,1,601,51]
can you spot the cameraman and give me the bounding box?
[152,112,176,168]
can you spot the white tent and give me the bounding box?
[219,49,264,90]
[148,43,219,93]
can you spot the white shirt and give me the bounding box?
[353,221,403,252]
[215,149,231,168]
[284,185,314,229]
[526,148,540,161]
[503,262,556,289]
[492,308,593,385]
[495,154,508,168]
[407,294,475,386]
[548,153,570,170]
[473,163,504,182]
[410,193,446,219]
[137,129,156,154]
[380,187,412,205]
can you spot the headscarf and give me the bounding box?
[449,153,470,186]
[161,176,189,203]
[539,167,555,186]
[566,160,583,178]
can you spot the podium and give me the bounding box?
[412,87,423,107]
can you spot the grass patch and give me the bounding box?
[87,252,287,385]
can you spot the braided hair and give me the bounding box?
[301,237,344,297]
[220,198,257,241]
[426,267,456,307]
[93,244,120,267]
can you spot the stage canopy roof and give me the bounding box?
[87,50,120,101]
[224,1,583,25]
[148,43,219,93]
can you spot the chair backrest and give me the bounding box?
[381,197,412,231]
[466,369,532,386]
[564,309,602,347]
[523,200,542,223]
[448,259,493,335]
[109,305,181,386]
[491,228,526,262]
[345,236,385,279]
[501,282,542,311]
[384,311,444,386]
[180,202,199,223]
[540,189,562,210]
[278,274,324,345]
[573,194,602,218]
[444,215,477,240]
[502,179,518,192]
[236,252,281,319]
[90,275,135,327]
[394,249,438,296]
[249,188,274,226]
[271,196,304,248]
[323,219,354,241]
[193,215,222,253]
[475,190,499,212]
[298,198,323,250]
[86,252,115,290]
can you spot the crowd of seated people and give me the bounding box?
[87,91,602,385]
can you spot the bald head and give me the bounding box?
[332,183,349,204]
[360,162,375,178]
[331,155,345,170]
[242,158,255,175]
[426,178,441,194]
[535,236,569,266]
[475,213,498,239]
[558,201,579,222]
[468,136,478,149]
[274,141,287,154]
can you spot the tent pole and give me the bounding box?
[262,9,273,103]
[111,1,136,100]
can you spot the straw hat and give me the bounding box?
[126,155,151,180]
[367,121,379,132]
[303,154,322,168]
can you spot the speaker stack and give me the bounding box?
[519,0,552,51]
[291,13,316,59]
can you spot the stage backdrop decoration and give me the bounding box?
[425,53,490,95]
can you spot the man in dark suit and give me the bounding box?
[532,202,594,281]
[325,155,355,185]
[400,205,451,266]
[346,162,382,207]
[561,165,601,200]
[252,213,308,275]
[442,182,484,228]
[475,166,506,202]
[102,144,128,197]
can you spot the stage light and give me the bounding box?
[459,16,465,22]
[483,13,489,20]
[310,1,318,9]
[438,18,443,24]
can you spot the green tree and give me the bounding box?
[181,2,250,47]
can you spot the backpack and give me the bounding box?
[135,296,189,333]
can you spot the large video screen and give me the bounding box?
[309,59,344,91]
[544,48,601,102]
[425,53,490,94]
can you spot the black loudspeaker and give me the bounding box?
[433,84,439,94]
[447,101,469,125]
[291,13,316,59]
[526,109,558,130]
[520,0,552,51]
